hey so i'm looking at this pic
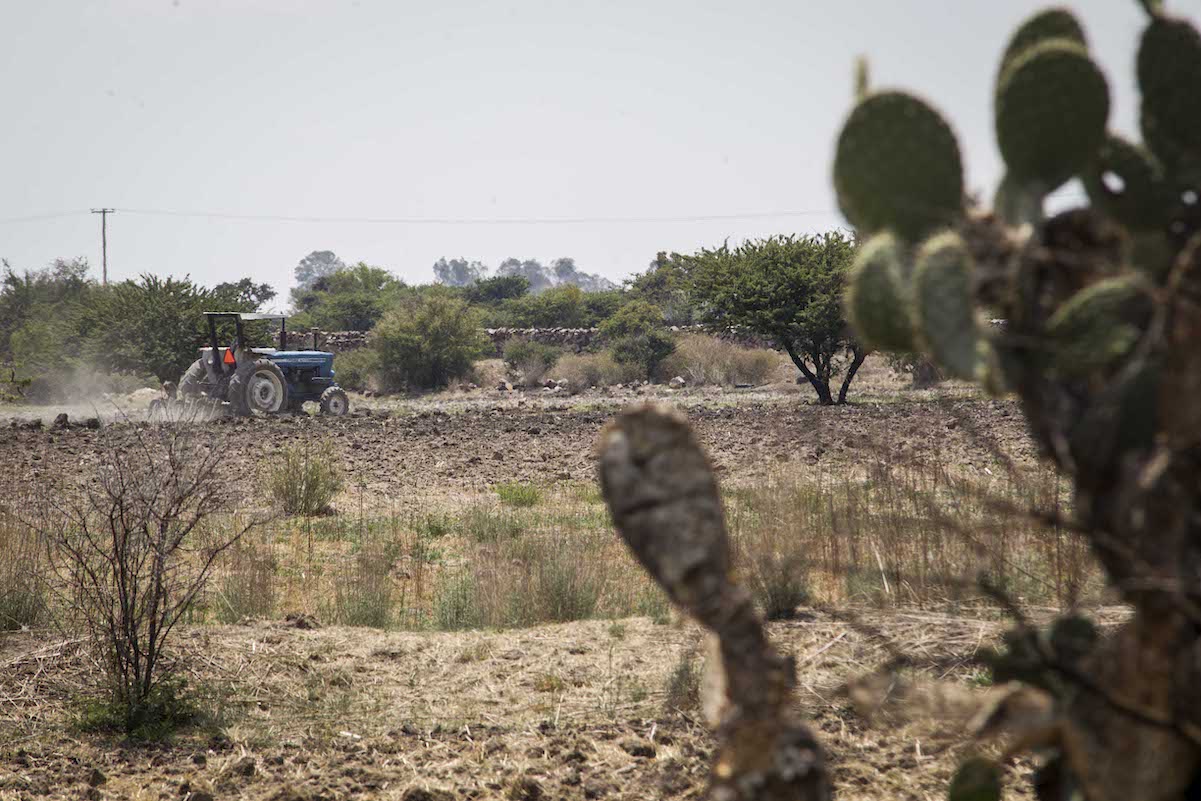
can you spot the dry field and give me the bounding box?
[0,362,1111,801]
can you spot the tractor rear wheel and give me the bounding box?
[320,386,349,416]
[178,358,208,399]
[228,359,289,416]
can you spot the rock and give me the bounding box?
[21,418,43,431]
[619,737,656,758]
[669,376,686,389]
[87,768,107,787]
[51,413,69,430]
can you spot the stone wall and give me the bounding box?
[287,326,781,356]
[282,323,1009,356]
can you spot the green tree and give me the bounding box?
[0,257,93,362]
[627,251,698,324]
[292,250,345,290]
[372,290,485,390]
[211,278,276,310]
[81,276,220,382]
[290,262,406,331]
[682,232,863,405]
[461,275,530,306]
[599,300,675,380]
[499,284,588,328]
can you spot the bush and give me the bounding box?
[269,443,343,516]
[659,334,787,386]
[373,291,486,391]
[332,348,379,392]
[553,351,642,388]
[74,676,203,741]
[503,340,562,387]
[599,300,675,380]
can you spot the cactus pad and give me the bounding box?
[834,91,964,241]
[845,233,915,352]
[913,232,981,379]
[1000,7,1087,73]
[995,39,1109,190]
[1045,276,1147,375]
[1138,15,1201,164]
[1083,135,1170,230]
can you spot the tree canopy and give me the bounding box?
[681,231,864,404]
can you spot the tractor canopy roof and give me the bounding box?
[203,312,288,321]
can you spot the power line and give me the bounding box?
[0,187,1090,230]
[112,207,844,225]
[0,210,90,224]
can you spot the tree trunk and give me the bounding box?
[781,340,835,406]
[837,347,868,404]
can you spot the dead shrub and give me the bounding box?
[37,428,259,734]
[553,351,641,388]
[503,340,562,387]
[468,358,508,388]
[660,334,787,386]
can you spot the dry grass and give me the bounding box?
[726,459,1097,610]
[660,333,791,386]
[552,351,642,388]
[0,504,47,631]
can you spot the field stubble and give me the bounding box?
[0,381,1109,800]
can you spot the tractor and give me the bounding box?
[177,312,349,417]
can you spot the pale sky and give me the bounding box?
[0,0,1186,304]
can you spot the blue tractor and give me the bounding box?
[177,312,349,416]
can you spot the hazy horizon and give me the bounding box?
[1,0,1173,304]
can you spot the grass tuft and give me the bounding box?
[269,443,344,516]
[495,482,542,508]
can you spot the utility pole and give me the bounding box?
[90,208,115,285]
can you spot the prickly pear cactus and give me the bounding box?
[836,4,1201,801]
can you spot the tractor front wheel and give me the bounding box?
[320,386,350,416]
[228,359,289,416]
